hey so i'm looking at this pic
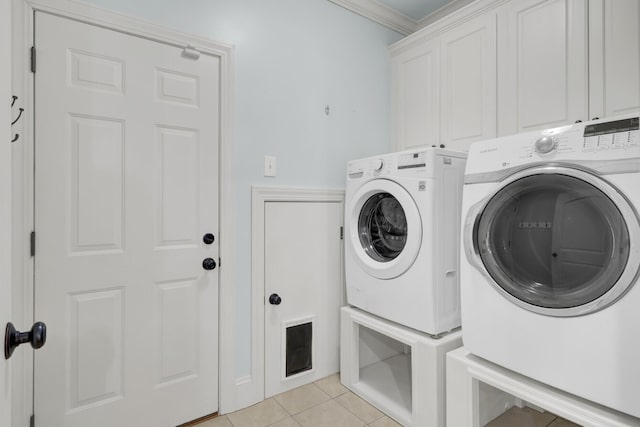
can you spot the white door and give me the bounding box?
[391,37,440,151]
[264,202,344,397]
[497,0,588,135]
[1,0,13,419]
[589,0,640,118]
[34,12,219,426]
[440,12,497,150]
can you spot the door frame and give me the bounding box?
[10,0,236,421]
[251,186,345,402]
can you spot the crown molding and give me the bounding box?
[416,0,476,29]
[328,0,417,35]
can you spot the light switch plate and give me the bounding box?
[264,155,276,177]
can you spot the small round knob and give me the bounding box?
[535,136,556,154]
[575,119,582,123]
[372,159,384,171]
[592,117,600,121]
[269,293,282,305]
[202,258,217,270]
[203,233,215,245]
[4,321,47,360]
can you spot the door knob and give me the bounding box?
[4,321,47,360]
[203,233,215,244]
[269,294,282,305]
[202,258,217,270]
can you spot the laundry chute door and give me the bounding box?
[264,201,344,397]
[34,12,219,427]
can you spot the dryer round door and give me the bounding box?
[348,179,422,279]
[468,165,640,316]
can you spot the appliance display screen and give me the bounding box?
[583,117,639,137]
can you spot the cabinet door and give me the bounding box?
[497,0,588,135]
[440,13,497,151]
[391,38,439,151]
[589,0,640,118]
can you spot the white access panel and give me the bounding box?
[264,201,344,397]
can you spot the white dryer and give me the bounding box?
[345,148,466,336]
[461,114,640,417]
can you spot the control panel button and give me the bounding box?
[372,159,384,171]
[535,136,556,154]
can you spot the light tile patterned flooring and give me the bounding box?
[486,406,581,427]
[193,375,582,427]
[194,374,401,427]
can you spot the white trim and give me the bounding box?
[328,0,417,35]
[2,0,13,423]
[11,0,237,418]
[250,186,345,406]
[416,0,477,30]
[389,0,509,56]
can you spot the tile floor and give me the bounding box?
[193,375,582,427]
[486,406,581,427]
[193,374,401,427]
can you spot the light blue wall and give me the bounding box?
[81,0,403,377]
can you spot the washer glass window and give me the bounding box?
[475,174,630,309]
[359,192,407,262]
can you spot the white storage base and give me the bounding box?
[446,347,640,427]
[340,307,462,427]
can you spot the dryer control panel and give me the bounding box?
[465,113,640,177]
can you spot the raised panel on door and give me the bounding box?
[391,39,440,151]
[264,201,344,397]
[34,11,219,427]
[497,0,588,135]
[440,13,497,151]
[589,0,640,118]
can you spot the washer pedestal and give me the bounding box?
[446,347,640,427]
[340,306,462,427]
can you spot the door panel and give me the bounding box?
[392,38,440,151]
[264,202,344,397]
[498,0,588,135]
[440,12,497,150]
[34,12,219,426]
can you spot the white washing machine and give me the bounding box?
[345,148,466,336]
[461,114,640,417]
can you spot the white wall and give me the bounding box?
[79,0,403,379]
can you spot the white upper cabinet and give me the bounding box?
[390,10,497,152]
[390,0,639,151]
[497,0,588,135]
[440,13,497,150]
[392,37,440,150]
[588,0,640,119]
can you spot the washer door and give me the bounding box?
[469,166,640,316]
[349,179,422,279]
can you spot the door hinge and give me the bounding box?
[340,226,344,240]
[30,414,35,427]
[30,46,36,73]
[30,231,35,257]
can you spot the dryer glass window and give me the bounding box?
[475,174,630,309]
[359,192,407,262]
